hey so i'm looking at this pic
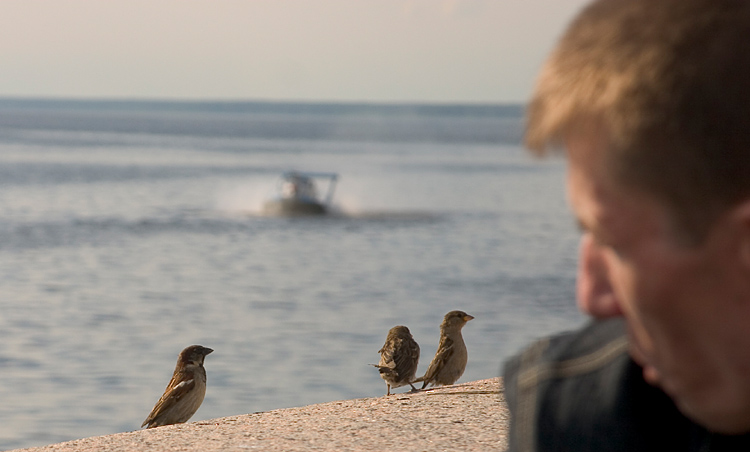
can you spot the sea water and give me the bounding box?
[0,99,584,450]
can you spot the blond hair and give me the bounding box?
[526,0,750,242]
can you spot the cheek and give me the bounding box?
[602,256,640,314]
[602,256,668,365]
[606,249,694,347]
[597,247,682,348]
[605,253,662,316]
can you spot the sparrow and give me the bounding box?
[141,345,213,429]
[371,325,420,395]
[413,310,474,389]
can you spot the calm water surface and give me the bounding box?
[0,100,584,450]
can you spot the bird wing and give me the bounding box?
[393,340,420,380]
[422,336,455,382]
[377,340,398,368]
[374,343,399,377]
[371,363,397,378]
[141,370,196,427]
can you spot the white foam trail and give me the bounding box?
[214,180,276,214]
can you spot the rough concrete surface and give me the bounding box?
[11,378,508,451]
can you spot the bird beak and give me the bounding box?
[203,347,214,355]
[463,314,474,322]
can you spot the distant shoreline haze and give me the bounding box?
[0,97,524,118]
[0,98,523,145]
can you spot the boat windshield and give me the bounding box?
[281,175,318,200]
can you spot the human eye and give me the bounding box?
[598,236,627,260]
[576,221,627,260]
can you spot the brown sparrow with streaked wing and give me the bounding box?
[413,310,473,389]
[141,345,213,428]
[371,325,420,395]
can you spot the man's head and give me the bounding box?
[527,0,750,243]
[527,0,750,434]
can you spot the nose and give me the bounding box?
[577,233,624,318]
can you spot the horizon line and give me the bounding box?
[0,95,524,107]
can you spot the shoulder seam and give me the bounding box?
[518,335,629,389]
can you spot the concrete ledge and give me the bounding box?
[13,378,508,451]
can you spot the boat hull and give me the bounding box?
[263,198,327,216]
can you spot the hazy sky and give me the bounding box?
[1,0,591,104]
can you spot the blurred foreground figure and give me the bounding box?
[504,0,750,450]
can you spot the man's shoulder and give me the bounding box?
[502,319,701,451]
[505,318,629,390]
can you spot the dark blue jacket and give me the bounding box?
[503,318,750,451]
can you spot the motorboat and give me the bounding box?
[263,171,339,215]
